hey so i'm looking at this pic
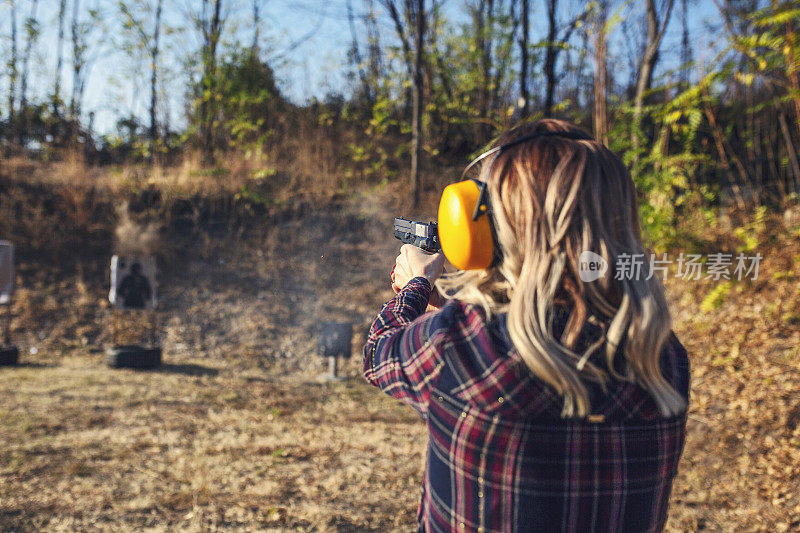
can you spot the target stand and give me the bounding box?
[106,255,162,369]
[0,303,18,366]
[318,322,353,382]
[106,309,162,368]
[0,241,18,366]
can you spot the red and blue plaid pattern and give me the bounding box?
[363,277,690,533]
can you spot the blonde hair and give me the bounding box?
[436,119,687,418]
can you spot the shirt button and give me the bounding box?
[497,396,504,403]
[438,396,444,402]
[460,412,467,418]
[478,491,484,498]
[459,523,465,529]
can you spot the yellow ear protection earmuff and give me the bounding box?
[437,178,495,270]
[437,130,589,271]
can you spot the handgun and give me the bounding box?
[393,217,441,253]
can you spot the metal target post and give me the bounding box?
[0,302,17,366]
[148,260,158,348]
[327,352,338,378]
[149,308,158,348]
[3,303,10,346]
[111,310,119,347]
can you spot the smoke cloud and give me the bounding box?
[114,202,160,255]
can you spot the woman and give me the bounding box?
[363,119,690,532]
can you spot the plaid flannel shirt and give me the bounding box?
[363,277,690,533]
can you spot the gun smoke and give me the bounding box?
[114,202,160,255]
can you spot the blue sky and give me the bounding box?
[0,0,725,136]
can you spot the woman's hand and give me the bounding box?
[393,244,445,287]
[390,245,446,311]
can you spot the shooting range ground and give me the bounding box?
[0,183,798,531]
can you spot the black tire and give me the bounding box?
[106,345,162,369]
[0,346,18,366]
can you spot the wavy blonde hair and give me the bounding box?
[436,119,686,418]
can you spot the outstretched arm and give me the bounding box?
[363,277,448,417]
[363,246,448,417]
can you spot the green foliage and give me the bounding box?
[608,73,721,249]
[235,182,273,207]
[426,8,518,150]
[701,280,735,313]
[359,4,519,172]
[734,205,768,252]
[190,50,283,156]
[732,2,800,95]
[718,0,800,170]
[344,141,392,182]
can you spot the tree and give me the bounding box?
[65,0,103,144]
[380,0,427,206]
[8,0,19,124]
[518,0,530,117]
[344,0,383,106]
[411,0,425,207]
[725,0,800,139]
[466,0,517,133]
[53,0,68,114]
[542,0,588,116]
[364,0,384,100]
[70,0,83,120]
[346,0,370,103]
[19,0,40,116]
[679,0,692,86]
[251,0,264,54]
[198,0,224,166]
[718,0,800,193]
[118,0,165,153]
[149,0,163,146]
[591,0,609,144]
[633,0,675,123]
[381,1,414,92]
[69,0,88,121]
[201,50,282,152]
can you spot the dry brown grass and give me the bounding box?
[664,233,800,531]
[3,152,269,197]
[2,120,455,212]
[0,355,428,531]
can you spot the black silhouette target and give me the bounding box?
[109,255,157,310]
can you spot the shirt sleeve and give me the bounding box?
[362,277,449,417]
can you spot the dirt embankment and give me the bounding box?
[0,171,409,365]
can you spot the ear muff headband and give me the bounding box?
[438,130,590,271]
